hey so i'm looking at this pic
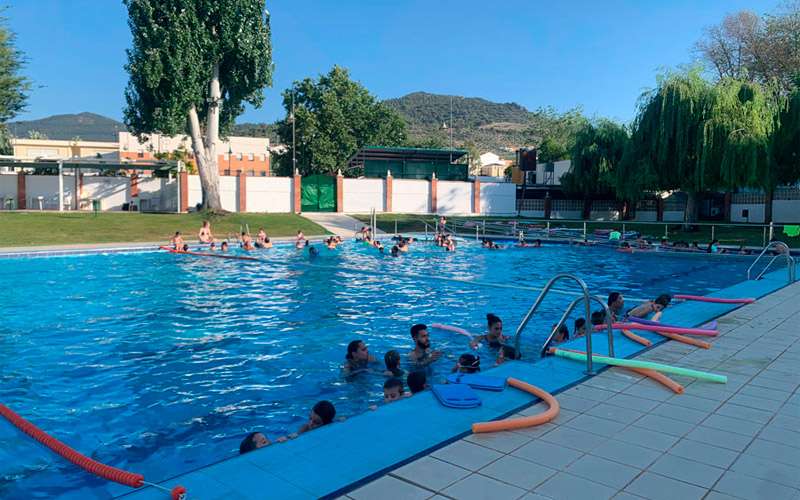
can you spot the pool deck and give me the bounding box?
[116,265,799,500]
[345,280,800,500]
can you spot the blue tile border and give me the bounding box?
[116,266,794,500]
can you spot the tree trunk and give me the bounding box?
[187,106,221,211]
[764,186,774,224]
[684,191,698,226]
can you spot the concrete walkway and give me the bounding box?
[301,213,383,236]
[345,283,800,500]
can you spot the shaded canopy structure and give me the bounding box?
[347,146,469,180]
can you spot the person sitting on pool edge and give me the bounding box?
[383,377,406,403]
[170,231,185,250]
[452,353,480,373]
[408,324,443,367]
[198,220,214,243]
[470,313,508,349]
[407,370,427,394]
[239,431,271,454]
[383,350,404,377]
[607,292,625,321]
[342,340,377,376]
[627,294,672,320]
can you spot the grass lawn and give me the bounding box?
[354,213,800,248]
[0,212,329,247]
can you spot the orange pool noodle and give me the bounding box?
[622,329,652,347]
[626,367,684,394]
[653,330,712,349]
[471,378,560,433]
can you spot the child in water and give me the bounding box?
[383,378,405,403]
[452,353,481,373]
[383,350,404,377]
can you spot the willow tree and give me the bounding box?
[771,86,800,219]
[560,120,628,218]
[123,0,273,210]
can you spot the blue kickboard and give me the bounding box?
[446,373,507,391]
[431,383,482,408]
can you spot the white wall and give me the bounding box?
[220,176,239,212]
[0,174,17,205]
[343,178,384,213]
[139,177,178,212]
[550,199,581,219]
[25,175,75,209]
[773,200,800,223]
[83,176,130,211]
[731,204,765,223]
[437,181,472,215]
[480,182,516,215]
[392,179,430,213]
[188,175,202,209]
[247,177,293,212]
[536,160,571,185]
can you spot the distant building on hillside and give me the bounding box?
[11,133,271,176]
[479,152,512,177]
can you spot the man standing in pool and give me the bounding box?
[408,324,442,368]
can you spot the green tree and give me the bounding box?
[525,107,588,163]
[0,11,30,124]
[123,0,273,210]
[561,120,629,218]
[275,66,406,176]
[771,84,800,219]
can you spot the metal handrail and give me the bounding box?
[746,240,796,283]
[512,273,613,374]
[538,295,616,360]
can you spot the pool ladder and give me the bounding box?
[746,240,796,283]
[513,273,616,375]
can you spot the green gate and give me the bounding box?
[301,174,336,212]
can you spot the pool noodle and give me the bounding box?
[554,348,682,394]
[552,349,727,383]
[628,317,718,330]
[621,329,652,347]
[159,246,260,261]
[596,323,718,337]
[471,378,560,433]
[430,323,473,339]
[674,294,755,304]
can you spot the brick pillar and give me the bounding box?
[130,173,139,198]
[293,170,302,213]
[336,170,344,213]
[237,170,247,212]
[179,170,188,212]
[657,197,664,222]
[472,178,481,214]
[17,172,26,209]
[430,173,438,213]
[384,171,392,213]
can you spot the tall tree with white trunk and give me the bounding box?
[123,0,273,210]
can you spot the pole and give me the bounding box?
[762,226,767,247]
[394,219,397,236]
[449,96,453,164]
[292,91,297,174]
[583,221,587,240]
[57,161,64,212]
[711,225,715,242]
[664,223,668,239]
[769,222,774,241]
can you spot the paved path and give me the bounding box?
[301,213,384,236]
[346,282,800,500]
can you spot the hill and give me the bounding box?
[8,112,127,141]
[383,92,533,154]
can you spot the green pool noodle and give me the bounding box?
[554,349,727,384]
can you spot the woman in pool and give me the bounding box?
[342,340,377,376]
[239,432,270,454]
[627,294,672,320]
[470,313,508,349]
[240,232,255,251]
[295,230,306,249]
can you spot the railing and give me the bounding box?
[746,240,796,283]
[538,295,616,360]
[512,273,615,375]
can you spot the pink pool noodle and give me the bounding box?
[431,323,473,339]
[674,294,755,304]
[595,323,719,337]
[628,317,717,330]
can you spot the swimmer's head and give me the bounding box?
[239,431,269,454]
[487,313,503,338]
[309,400,335,429]
[221,242,229,250]
[182,244,189,251]
[383,377,404,402]
[499,345,519,361]
[202,220,210,228]
[458,353,481,373]
[210,242,216,249]
[407,371,426,394]
[590,310,606,325]
[346,340,369,361]
[654,294,672,311]
[608,292,624,311]
[384,350,401,370]
[410,324,429,349]
[574,318,586,335]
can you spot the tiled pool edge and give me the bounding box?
[116,266,794,500]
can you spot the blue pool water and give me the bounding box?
[0,240,752,498]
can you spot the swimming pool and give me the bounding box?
[0,240,753,498]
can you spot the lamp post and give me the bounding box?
[290,91,297,173]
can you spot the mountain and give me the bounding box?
[383,92,533,154]
[8,112,127,141]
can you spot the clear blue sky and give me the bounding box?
[5,0,783,125]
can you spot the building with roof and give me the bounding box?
[347,146,469,181]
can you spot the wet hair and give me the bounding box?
[574,318,586,331]
[607,292,622,306]
[590,310,606,325]
[407,371,426,394]
[458,353,481,372]
[312,400,335,424]
[239,432,261,455]
[486,313,502,329]
[174,231,181,236]
[410,324,427,339]
[500,345,519,360]
[556,324,569,340]
[345,340,362,360]
[654,294,672,308]
[384,350,402,376]
[210,242,216,249]
[182,244,189,251]
[241,231,247,237]
[384,377,404,394]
